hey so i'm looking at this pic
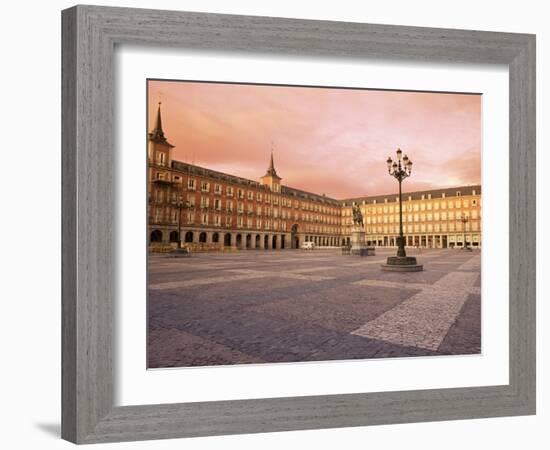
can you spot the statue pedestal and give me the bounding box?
[350,228,375,257]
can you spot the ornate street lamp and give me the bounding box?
[459,213,470,250]
[381,149,423,271]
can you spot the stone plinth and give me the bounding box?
[169,247,191,258]
[350,228,375,257]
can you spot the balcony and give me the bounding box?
[152,178,176,186]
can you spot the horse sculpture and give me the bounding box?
[352,205,364,227]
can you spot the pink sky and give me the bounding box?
[148,80,481,199]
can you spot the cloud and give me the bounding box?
[148,81,481,198]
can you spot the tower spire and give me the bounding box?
[269,151,275,172]
[265,150,279,177]
[154,102,163,134]
[148,101,172,146]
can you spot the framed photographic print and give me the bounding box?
[62,5,536,444]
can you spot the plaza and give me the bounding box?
[148,248,481,368]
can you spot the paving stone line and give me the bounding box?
[354,278,480,295]
[227,268,334,281]
[457,255,481,271]
[351,269,479,351]
[149,272,270,290]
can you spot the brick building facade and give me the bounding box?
[148,104,482,250]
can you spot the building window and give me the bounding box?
[188,178,196,190]
[214,199,221,210]
[226,186,233,197]
[157,152,165,166]
[227,200,233,212]
[214,184,222,194]
[238,189,244,199]
[201,181,210,192]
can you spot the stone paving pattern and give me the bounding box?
[147,248,481,368]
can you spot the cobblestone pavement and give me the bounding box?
[148,248,481,368]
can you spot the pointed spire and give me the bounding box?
[269,151,275,171]
[154,102,163,134]
[265,150,279,177]
[148,102,173,146]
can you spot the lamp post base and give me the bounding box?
[381,256,423,272]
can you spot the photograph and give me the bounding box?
[146,80,482,368]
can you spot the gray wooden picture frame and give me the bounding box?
[61,4,536,444]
